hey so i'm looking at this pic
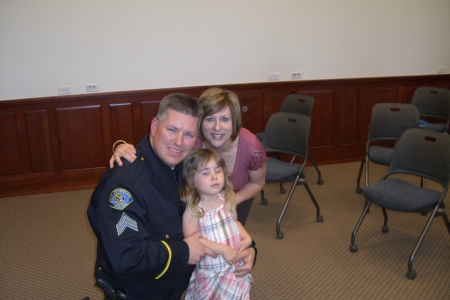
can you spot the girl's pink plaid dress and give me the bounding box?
[185,195,253,300]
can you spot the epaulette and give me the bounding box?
[124,153,147,183]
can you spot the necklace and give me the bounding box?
[221,143,233,153]
[206,140,234,153]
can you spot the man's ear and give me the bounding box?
[150,117,158,136]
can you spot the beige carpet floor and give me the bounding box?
[1,161,449,299]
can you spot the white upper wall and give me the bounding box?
[1,0,449,100]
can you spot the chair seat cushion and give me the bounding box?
[425,122,447,133]
[363,178,441,211]
[368,146,394,165]
[265,157,300,182]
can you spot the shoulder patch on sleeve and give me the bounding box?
[109,188,133,210]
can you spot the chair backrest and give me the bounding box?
[263,112,310,159]
[280,94,315,117]
[410,87,450,120]
[368,103,420,143]
[388,128,450,186]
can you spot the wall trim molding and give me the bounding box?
[1,75,449,197]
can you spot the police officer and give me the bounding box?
[87,93,256,300]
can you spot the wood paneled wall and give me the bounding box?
[1,75,449,197]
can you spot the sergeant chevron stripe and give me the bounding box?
[116,213,139,236]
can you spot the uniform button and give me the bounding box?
[98,267,102,271]
[141,157,144,161]
[165,234,169,239]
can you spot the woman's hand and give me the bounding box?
[109,143,138,168]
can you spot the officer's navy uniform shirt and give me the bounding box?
[87,134,194,300]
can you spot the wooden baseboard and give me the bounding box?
[1,75,449,197]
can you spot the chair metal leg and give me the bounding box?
[260,189,267,205]
[365,156,369,189]
[276,176,300,239]
[277,153,287,194]
[438,208,450,234]
[356,158,365,193]
[349,200,372,252]
[303,181,323,222]
[407,204,440,280]
[276,174,324,240]
[420,176,427,189]
[364,157,372,213]
[279,182,286,194]
[381,207,389,233]
[419,178,429,216]
[308,153,324,185]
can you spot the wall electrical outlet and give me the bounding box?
[437,66,446,74]
[86,84,99,92]
[292,72,302,80]
[58,86,71,95]
[268,72,280,81]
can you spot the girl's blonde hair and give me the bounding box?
[180,148,236,218]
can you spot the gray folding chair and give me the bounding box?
[356,103,420,194]
[410,86,450,133]
[279,94,323,185]
[256,94,323,204]
[350,128,450,280]
[263,112,323,239]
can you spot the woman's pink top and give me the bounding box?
[194,128,267,192]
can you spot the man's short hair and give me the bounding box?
[156,93,203,125]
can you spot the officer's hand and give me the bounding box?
[109,143,137,168]
[184,232,216,265]
[234,247,255,277]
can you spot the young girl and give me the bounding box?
[181,148,253,300]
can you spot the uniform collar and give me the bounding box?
[139,135,185,215]
[146,136,182,186]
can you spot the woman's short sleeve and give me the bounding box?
[248,137,267,171]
